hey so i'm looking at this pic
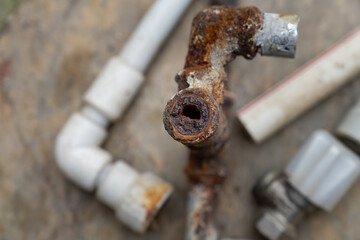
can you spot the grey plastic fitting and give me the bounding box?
[253,129,360,240]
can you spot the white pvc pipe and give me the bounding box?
[237,27,360,143]
[85,0,193,121]
[55,0,192,233]
[120,0,193,72]
[84,57,145,121]
[337,98,360,149]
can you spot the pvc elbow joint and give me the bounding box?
[55,57,173,233]
[55,108,173,233]
[253,130,360,240]
[55,57,171,232]
[55,111,111,191]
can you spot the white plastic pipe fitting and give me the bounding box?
[254,99,360,240]
[84,58,145,121]
[254,129,360,240]
[336,98,360,154]
[55,110,112,191]
[120,0,193,72]
[287,99,360,211]
[286,130,360,211]
[86,0,193,120]
[238,27,360,143]
[96,161,173,232]
[55,0,193,233]
[55,106,174,233]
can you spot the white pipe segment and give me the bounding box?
[238,27,360,143]
[120,0,193,72]
[55,0,192,233]
[84,57,145,121]
[337,98,360,149]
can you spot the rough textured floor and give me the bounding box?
[0,0,360,239]
[0,0,22,29]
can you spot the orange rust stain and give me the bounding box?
[185,149,226,186]
[164,6,263,147]
[185,6,263,68]
[163,6,263,188]
[140,182,170,216]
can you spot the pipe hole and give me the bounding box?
[180,104,201,120]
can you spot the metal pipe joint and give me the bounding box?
[253,171,313,240]
[163,6,299,240]
[164,6,299,152]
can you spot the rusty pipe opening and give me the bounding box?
[164,88,220,146]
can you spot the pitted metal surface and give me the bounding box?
[163,5,299,240]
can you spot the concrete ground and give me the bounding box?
[0,0,360,239]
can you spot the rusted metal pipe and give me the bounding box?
[163,6,299,240]
[186,184,220,240]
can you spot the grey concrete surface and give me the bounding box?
[0,0,360,239]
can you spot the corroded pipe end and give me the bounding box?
[163,88,220,145]
[256,13,299,58]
